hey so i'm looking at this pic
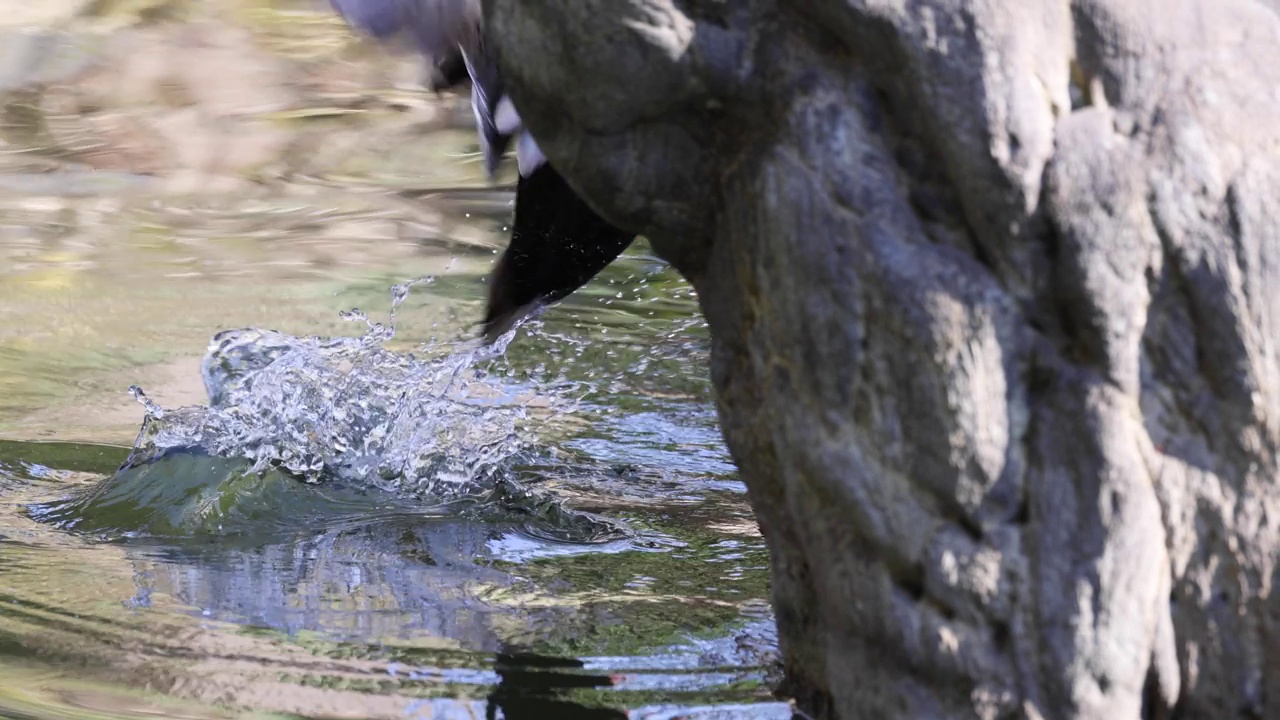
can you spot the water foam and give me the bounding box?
[124,278,552,499]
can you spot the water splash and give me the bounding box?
[124,278,544,499]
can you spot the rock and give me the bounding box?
[483,0,1280,717]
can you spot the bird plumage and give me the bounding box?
[327,0,635,342]
[329,0,482,62]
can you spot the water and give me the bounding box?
[0,3,786,718]
[127,278,531,497]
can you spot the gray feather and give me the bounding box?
[328,0,481,59]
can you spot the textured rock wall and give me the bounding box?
[484,1,1280,717]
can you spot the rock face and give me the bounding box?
[483,1,1280,717]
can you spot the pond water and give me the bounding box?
[0,4,786,718]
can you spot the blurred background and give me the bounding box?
[1,0,516,442]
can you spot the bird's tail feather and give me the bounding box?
[483,164,637,343]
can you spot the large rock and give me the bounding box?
[483,1,1280,718]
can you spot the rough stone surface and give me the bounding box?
[484,0,1280,718]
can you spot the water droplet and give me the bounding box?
[339,308,368,324]
[128,385,165,418]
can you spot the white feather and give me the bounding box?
[494,96,522,136]
[516,132,547,178]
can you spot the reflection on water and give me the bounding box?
[2,432,783,718]
[0,0,787,718]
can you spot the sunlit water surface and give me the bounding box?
[0,6,785,717]
[0,247,784,719]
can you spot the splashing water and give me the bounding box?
[124,278,551,499]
